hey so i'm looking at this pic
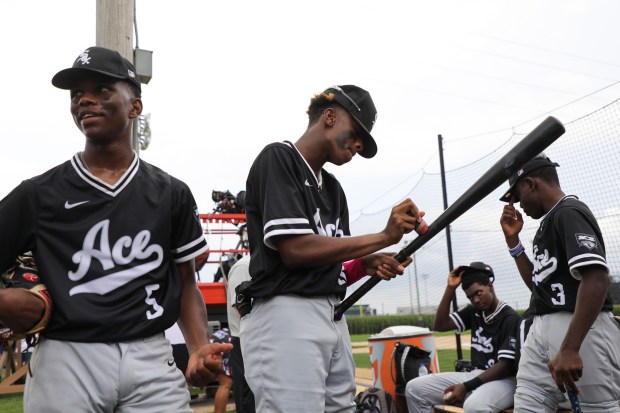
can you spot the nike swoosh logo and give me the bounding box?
[65,201,90,209]
[304,179,313,187]
[167,359,175,366]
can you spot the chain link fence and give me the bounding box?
[349,98,620,315]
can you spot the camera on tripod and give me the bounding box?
[212,190,246,214]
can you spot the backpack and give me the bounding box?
[354,387,394,413]
[391,341,432,393]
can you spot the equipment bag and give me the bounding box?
[354,387,394,413]
[391,341,432,393]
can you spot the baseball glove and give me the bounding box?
[0,256,52,342]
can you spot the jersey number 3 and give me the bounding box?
[145,284,164,319]
[550,283,566,306]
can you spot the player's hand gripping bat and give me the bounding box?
[333,116,566,321]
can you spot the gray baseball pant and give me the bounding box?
[240,294,356,413]
[24,333,191,413]
[514,312,620,413]
[405,368,517,413]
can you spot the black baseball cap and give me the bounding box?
[324,85,378,158]
[460,261,495,282]
[52,46,141,93]
[499,153,559,203]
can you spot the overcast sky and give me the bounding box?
[2,0,620,220]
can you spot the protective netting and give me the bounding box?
[349,98,620,315]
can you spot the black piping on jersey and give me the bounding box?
[70,152,140,197]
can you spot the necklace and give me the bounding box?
[483,300,505,324]
[541,195,576,222]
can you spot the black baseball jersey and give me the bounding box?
[450,302,519,370]
[0,153,207,342]
[243,141,349,298]
[529,195,613,315]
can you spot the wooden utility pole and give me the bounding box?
[96,0,134,61]
[96,0,140,153]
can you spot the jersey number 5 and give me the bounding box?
[145,284,164,319]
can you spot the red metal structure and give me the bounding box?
[197,213,249,326]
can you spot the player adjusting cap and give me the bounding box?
[52,46,141,93]
[323,85,378,159]
[460,261,494,283]
[499,153,559,203]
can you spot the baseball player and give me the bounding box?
[0,46,231,412]
[499,153,620,412]
[406,262,520,413]
[223,254,256,413]
[239,85,421,412]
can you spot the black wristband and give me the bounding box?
[462,377,483,392]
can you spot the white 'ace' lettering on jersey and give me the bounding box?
[68,219,164,296]
[471,326,494,354]
[313,209,344,237]
[532,245,558,286]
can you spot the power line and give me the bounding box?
[410,60,609,102]
[351,82,620,214]
[449,81,620,142]
[466,31,620,69]
[451,44,618,83]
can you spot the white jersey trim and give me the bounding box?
[70,151,140,197]
[174,243,209,264]
[264,217,309,229]
[173,235,208,254]
[497,349,516,360]
[569,260,609,280]
[264,229,315,250]
[449,312,466,332]
[568,253,606,266]
[286,141,322,188]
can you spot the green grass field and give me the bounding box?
[0,394,22,413]
[1,332,467,412]
[353,348,470,373]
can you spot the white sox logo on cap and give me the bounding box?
[76,51,91,65]
[52,46,142,92]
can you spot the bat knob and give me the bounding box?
[333,304,344,321]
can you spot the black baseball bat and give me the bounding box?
[333,116,565,321]
[567,390,582,413]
